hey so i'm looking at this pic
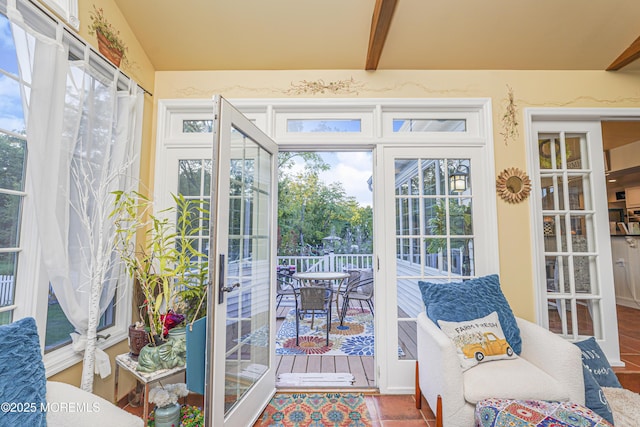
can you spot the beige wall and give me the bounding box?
[153,69,640,321]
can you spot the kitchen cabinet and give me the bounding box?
[611,236,640,309]
[625,186,640,208]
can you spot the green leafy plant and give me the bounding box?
[147,404,203,427]
[111,191,207,341]
[87,5,127,59]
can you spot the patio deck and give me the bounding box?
[274,299,418,388]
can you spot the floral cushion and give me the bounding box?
[475,398,613,427]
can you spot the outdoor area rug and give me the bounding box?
[255,392,372,427]
[276,308,375,356]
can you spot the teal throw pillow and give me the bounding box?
[574,337,622,388]
[580,362,614,424]
[417,274,522,354]
[0,317,47,426]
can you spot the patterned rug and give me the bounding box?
[255,393,372,427]
[276,308,375,356]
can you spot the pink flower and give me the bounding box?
[161,310,185,333]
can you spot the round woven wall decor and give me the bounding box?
[496,167,532,204]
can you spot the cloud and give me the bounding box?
[320,152,373,207]
[279,151,373,207]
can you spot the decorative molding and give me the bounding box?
[284,78,364,95]
[500,85,519,146]
[496,167,531,204]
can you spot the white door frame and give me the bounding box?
[525,107,640,366]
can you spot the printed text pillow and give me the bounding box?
[438,311,517,370]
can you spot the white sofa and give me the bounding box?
[415,312,585,427]
[46,381,143,427]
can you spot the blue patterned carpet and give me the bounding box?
[275,308,376,356]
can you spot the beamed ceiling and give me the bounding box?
[113,0,640,72]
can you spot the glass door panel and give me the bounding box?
[208,96,278,427]
[532,121,619,363]
[381,146,496,391]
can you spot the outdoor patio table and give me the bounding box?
[292,271,350,320]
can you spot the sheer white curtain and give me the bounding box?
[11,0,143,391]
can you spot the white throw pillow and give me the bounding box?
[437,311,517,370]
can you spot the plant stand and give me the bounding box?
[114,353,186,422]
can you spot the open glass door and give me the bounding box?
[206,96,278,426]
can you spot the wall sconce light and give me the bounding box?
[450,164,469,193]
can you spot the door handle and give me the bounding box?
[217,254,241,304]
[221,283,241,293]
[218,254,225,304]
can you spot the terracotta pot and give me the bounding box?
[96,30,123,67]
[128,324,150,360]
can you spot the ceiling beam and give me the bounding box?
[607,34,640,71]
[365,0,398,71]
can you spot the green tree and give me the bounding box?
[0,132,26,274]
[277,153,373,256]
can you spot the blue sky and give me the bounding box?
[0,14,25,133]
[286,151,373,208]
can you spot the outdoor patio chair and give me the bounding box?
[339,276,374,325]
[294,286,334,346]
[276,273,299,311]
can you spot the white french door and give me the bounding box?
[207,96,278,426]
[378,145,499,393]
[530,120,620,363]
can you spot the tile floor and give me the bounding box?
[121,304,640,426]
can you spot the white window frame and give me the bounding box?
[37,0,79,30]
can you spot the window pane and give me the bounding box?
[393,119,466,132]
[422,159,445,196]
[451,238,474,276]
[541,175,565,210]
[449,198,473,235]
[0,74,26,133]
[566,135,587,169]
[568,175,589,210]
[183,119,213,133]
[179,160,204,196]
[543,216,567,252]
[425,237,447,272]
[576,299,598,336]
[0,253,16,309]
[0,193,22,248]
[397,321,416,359]
[45,286,75,352]
[539,136,561,169]
[0,133,27,191]
[0,15,19,76]
[286,119,361,133]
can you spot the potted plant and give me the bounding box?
[111,191,207,357]
[88,5,127,67]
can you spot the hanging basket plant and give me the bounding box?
[88,5,127,67]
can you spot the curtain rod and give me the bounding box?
[25,0,153,97]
